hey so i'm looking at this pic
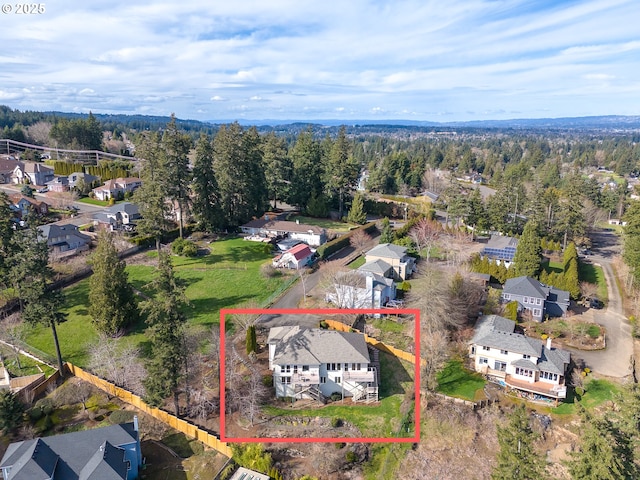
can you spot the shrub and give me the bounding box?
[345,451,357,463]
[35,398,54,416]
[108,409,136,425]
[316,222,376,260]
[319,320,329,329]
[330,393,343,402]
[181,241,198,257]
[335,442,346,449]
[331,417,343,427]
[261,263,281,278]
[262,243,273,254]
[28,407,44,421]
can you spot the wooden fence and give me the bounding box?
[323,319,426,368]
[65,363,233,458]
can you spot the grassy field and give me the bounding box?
[0,344,56,377]
[436,359,486,401]
[287,215,356,232]
[348,255,366,269]
[23,238,292,367]
[578,262,608,302]
[551,378,620,415]
[77,197,110,206]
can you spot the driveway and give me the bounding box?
[566,229,634,378]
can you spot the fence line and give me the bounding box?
[323,319,426,368]
[65,363,233,458]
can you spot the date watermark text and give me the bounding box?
[2,3,46,14]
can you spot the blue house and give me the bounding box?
[1,419,142,480]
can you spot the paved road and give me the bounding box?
[566,229,634,378]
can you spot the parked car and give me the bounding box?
[589,298,604,309]
[37,187,48,193]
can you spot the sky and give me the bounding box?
[0,0,639,123]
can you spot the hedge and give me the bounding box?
[316,221,377,260]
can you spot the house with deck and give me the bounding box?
[469,315,571,402]
[39,223,91,257]
[0,419,142,480]
[272,243,314,269]
[502,276,570,321]
[240,218,327,246]
[268,326,379,403]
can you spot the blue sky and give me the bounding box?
[1,0,639,122]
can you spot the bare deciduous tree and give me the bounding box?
[239,369,268,427]
[409,218,441,261]
[349,229,372,255]
[0,314,26,369]
[230,300,261,335]
[580,282,598,300]
[25,121,52,145]
[320,263,369,309]
[88,335,146,396]
[48,190,78,210]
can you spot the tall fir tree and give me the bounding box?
[191,134,223,232]
[143,252,188,416]
[0,191,16,288]
[347,192,367,225]
[88,230,139,336]
[492,405,546,480]
[324,126,360,218]
[289,129,324,210]
[162,115,192,238]
[262,132,292,209]
[0,391,24,437]
[512,220,542,278]
[562,242,581,299]
[623,200,640,286]
[556,171,586,249]
[379,217,394,243]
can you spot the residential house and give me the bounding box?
[9,194,49,218]
[469,315,571,402]
[92,177,142,201]
[268,326,379,403]
[0,156,21,184]
[45,176,70,193]
[502,276,570,321]
[12,162,54,186]
[481,234,519,266]
[93,202,141,231]
[68,171,98,190]
[364,243,416,280]
[39,224,91,256]
[229,467,270,480]
[240,218,327,246]
[0,419,143,480]
[272,243,314,269]
[325,270,396,310]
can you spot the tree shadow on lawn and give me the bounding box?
[378,352,413,399]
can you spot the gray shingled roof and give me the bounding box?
[538,346,571,375]
[104,202,139,216]
[268,326,371,365]
[503,276,548,299]
[485,235,518,250]
[511,358,539,370]
[358,259,392,276]
[78,441,128,480]
[366,243,408,260]
[0,423,137,480]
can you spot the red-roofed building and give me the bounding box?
[272,243,314,269]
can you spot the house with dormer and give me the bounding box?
[12,162,54,186]
[364,243,416,280]
[268,326,379,403]
[92,177,142,201]
[0,419,142,480]
[469,315,571,402]
[39,224,91,256]
[502,276,570,321]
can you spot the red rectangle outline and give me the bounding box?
[219,307,420,443]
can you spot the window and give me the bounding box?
[482,346,490,351]
[283,365,291,373]
[503,293,511,300]
[335,377,341,384]
[302,365,309,372]
[328,363,339,371]
[500,349,508,355]
[522,354,530,359]
[523,297,528,304]
[281,377,291,384]
[494,361,507,371]
[536,298,541,305]
[320,376,326,384]
[293,365,298,374]
[479,357,488,365]
[353,363,361,370]
[533,309,541,317]
[344,363,349,371]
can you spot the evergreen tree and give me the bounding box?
[0,192,15,288]
[306,192,329,217]
[492,405,545,480]
[324,126,360,218]
[512,221,542,277]
[288,129,323,209]
[133,132,173,255]
[246,325,257,354]
[556,172,586,249]
[262,132,292,209]
[88,231,139,336]
[162,115,192,238]
[191,134,223,232]
[562,242,581,299]
[347,192,367,225]
[567,408,639,480]
[143,252,188,416]
[0,390,24,436]
[623,200,640,286]
[379,217,394,243]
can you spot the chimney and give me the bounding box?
[296,219,300,224]
[546,337,552,350]
[133,415,139,432]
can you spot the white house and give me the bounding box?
[240,218,327,246]
[92,177,142,201]
[325,271,395,311]
[12,162,54,186]
[469,315,571,402]
[268,326,379,403]
[364,243,416,280]
[272,243,314,269]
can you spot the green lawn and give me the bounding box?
[578,262,608,302]
[287,215,356,232]
[436,359,486,401]
[551,379,620,415]
[77,197,110,207]
[23,238,292,367]
[0,344,56,377]
[347,255,366,269]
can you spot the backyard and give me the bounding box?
[22,237,293,367]
[436,359,486,402]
